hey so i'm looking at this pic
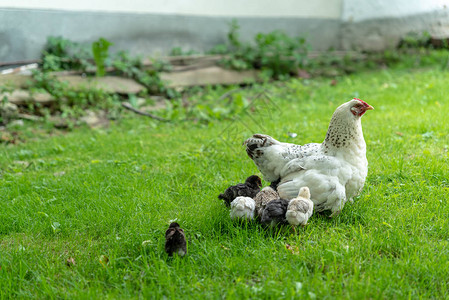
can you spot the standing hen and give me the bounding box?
[244,98,373,217]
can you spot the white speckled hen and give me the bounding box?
[245,98,373,217]
[286,187,313,226]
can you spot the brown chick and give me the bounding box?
[165,222,187,257]
[254,186,279,217]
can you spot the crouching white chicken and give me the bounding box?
[286,187,313,226]
[244,98,373,217]
[230,196,256,220]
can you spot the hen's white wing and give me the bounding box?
[277,154,353,214]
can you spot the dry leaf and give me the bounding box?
[66,257,76,267]
[1,132,19,144]
[285,243,299,255]
[395,132,404,136]
[297,69,311,79]
[99,255,109,267]
[141,240,152,246]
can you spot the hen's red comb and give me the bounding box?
[353,98,370,106]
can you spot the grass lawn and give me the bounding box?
[1,65,449,298]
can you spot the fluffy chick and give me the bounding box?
[165,222,187,257]
[260,198,290,225]
[286,187,314,226]
[230,196,256,220]
[218,175,262,206]
[254,186,279,217]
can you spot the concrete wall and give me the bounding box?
[3,0,342,18]
[1,0,449,62]
[342,0,449,50]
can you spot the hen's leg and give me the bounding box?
[329,210,341,218]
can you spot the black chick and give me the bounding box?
[260,198,289,225]
[165,222,187,257]
[218,175,262,206]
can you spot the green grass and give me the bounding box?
[1,66,449,299]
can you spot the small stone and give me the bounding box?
[80,111,109,128]
[13,160,30,167]
[9,119,24,127]
[1,90,55,106]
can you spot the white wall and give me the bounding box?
[5,0,449,20]
[342,0,449,22]
[1,0,342,18]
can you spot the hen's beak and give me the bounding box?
[366,104,374,110]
